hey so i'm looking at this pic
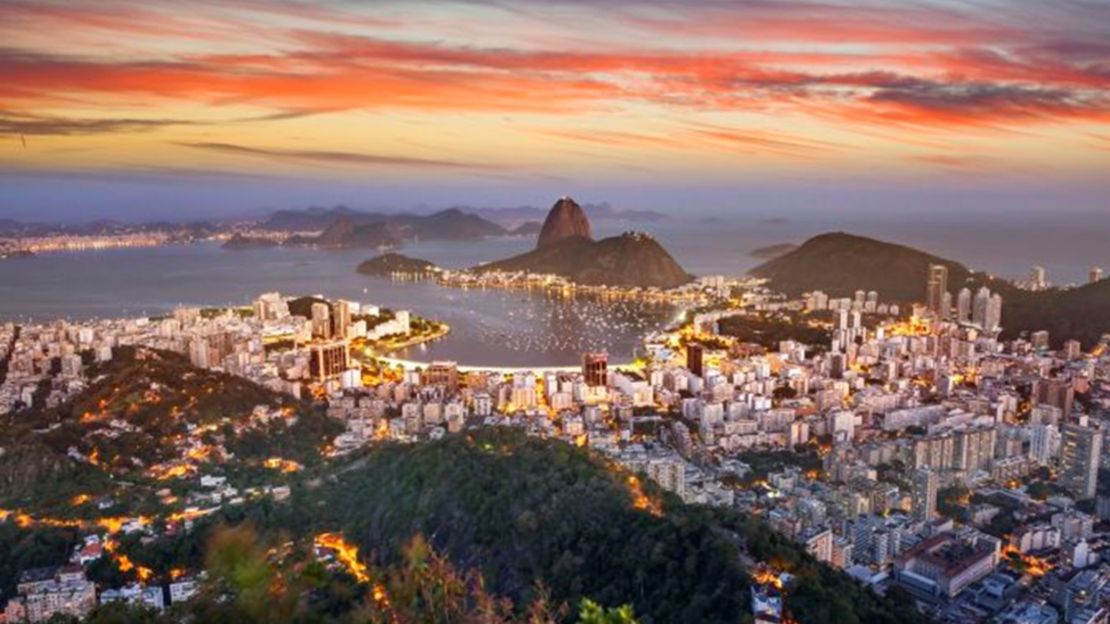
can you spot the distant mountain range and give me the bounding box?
[475,197,691,289]
[463,201,669,225]
[0,218,221,239]
[749,243,797,260]
[268,207,508,248]
[751,232,1110,346]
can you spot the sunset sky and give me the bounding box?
[2,0,1109,221]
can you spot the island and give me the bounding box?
[221,233,279,250]
[356,253,440,276]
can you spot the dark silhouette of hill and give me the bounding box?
[749,243,797,260]
[751,232,1110,346]
[479,232,691,289]
[299,428,928,624]
[221,233,278,250]
[509,221,542,236]
[356,253,439,276]
[537,197,593,248]
[477,198,691,289]
[263,207,505,245]
[0,347,338,513]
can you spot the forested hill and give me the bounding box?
[218,428,928,623]
[751,232,1110,347]
[1,427,930,623]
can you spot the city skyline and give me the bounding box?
[2,0,1110,220]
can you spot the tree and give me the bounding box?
[578,599,638,624]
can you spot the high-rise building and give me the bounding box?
[582,352,608,387]
[254,292,289,321]
[1090,267,1104,284]
[971,286,1001,331]
[188,337,210,369]
[986,293,1002,332]
[956,288,972,324]
[912,468,938,522]
[332,300,352,339]
[309,340,349,381]
[926,264,949,317]
[311,302,332,340]
[1030,330,1051,350]
[687,342,704,377]
[1060,419,1101,499]
[1034,377,1075,418]
[422,361,459,391]
[1030,424,1061,465]
[1063,340,1082,360]
[1029,265,1047,291]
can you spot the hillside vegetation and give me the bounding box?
[37,428,932,624]
[751,232,1110,346]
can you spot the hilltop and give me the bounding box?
[356,253,439,276]
[479,232,692,289]
[751,232,1110,346]
[478,197,691,289]
[0,347,339,514]
[750,232,988,300]
[749,242,797,260]
[220,233,278,250]
[53,428,927,624]
[264,207,506,246]
[537,196,593,248]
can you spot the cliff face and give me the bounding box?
[536,197,593,248]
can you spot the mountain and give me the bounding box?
[509,221,542,236]
[751,232,1110,346]
[127,428,925,624]
[537,197,593,248]
[750,232,989,301]
[1002,279,1110,348]
[261,206,360,231]
[262,207,505,244]
[313,428,747,622]
[479,232,692,289]
[308,216,402,249]
[466,201,669,225]
[749,243,798,260]
[221,233,278,250]
[480,198,690,289]
[395,208,506,241]
[0,346,338,514]
[356,253,439,276]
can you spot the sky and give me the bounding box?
[1,0,1109,222]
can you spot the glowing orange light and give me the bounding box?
[315,533,369,583]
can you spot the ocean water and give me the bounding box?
[1,217,1105,366]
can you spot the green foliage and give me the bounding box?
[937,485,970,521]
[751,231,1110,347]
[0,346,341,513]
[717,313,829,350]
[314,428,746,623]
[0,524,80,600]
[578,599,638,624]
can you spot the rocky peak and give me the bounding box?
[536,196,592,249]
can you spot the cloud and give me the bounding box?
[862,80,1110,127]
[0,110,192,136]
[174,141,493,170]
[1,0,1109,165]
